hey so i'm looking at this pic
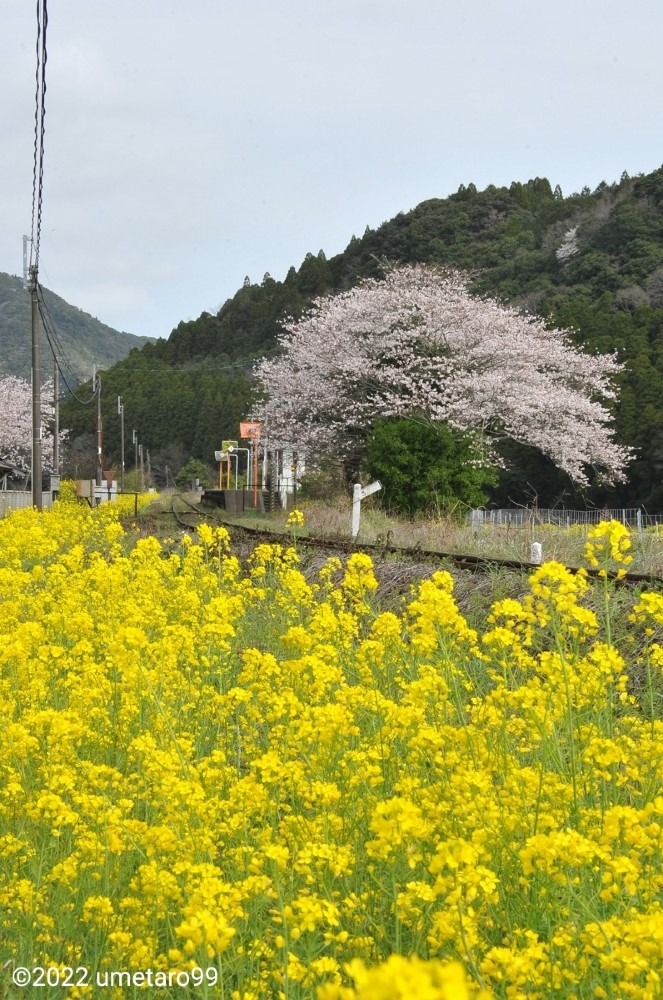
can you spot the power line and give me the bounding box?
[27,0,48,509]
[37,286,87,381]
[37,290,96,406]
[108,358,256,375]
[30,0,48,273]
[37,294,255,401]
[37,291,259,383]
[37,290,68,362]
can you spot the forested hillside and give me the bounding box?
[62,166,663,508]
[0,272,153,380]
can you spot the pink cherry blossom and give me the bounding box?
[254,264,632,486]
[0,373,59,473]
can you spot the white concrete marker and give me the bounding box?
[352,481,382,538]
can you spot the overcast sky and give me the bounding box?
[2,0,662,343]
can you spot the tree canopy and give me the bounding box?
[366,418,498,515]
[59,166,663,505]
[255,265,631,488]
[0,373,58,473]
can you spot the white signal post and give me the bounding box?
[230,446,249,490]
[221,440,239,489]
[227,449,239,489]
[352,481,382,539]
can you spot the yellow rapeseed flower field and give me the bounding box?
[1,502,662,998]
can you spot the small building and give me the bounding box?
[0,458,27,491]
[0,458,51,517]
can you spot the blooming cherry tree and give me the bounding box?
[0,373,58,473]
[254,264,631,486]
[556,226,580,262]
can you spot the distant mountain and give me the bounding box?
[0,272,153,381]
[62,166,663,508]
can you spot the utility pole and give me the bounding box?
[117,396,125,492]
[53,361,59,476]
[30,264,42,510]
[132,429,138,472]
[94,367,103,487]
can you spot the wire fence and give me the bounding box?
[470,508,663,532]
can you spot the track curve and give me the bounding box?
[159,494,662,589]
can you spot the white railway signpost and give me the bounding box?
[352,481,382,538]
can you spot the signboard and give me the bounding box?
[239,421,261,440]
[222,439,238,452]
[359,480,382,500]
[214,451,227,461]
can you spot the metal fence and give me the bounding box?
[469,508,663,532]
[0,491,54,517]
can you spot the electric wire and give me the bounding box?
[29,0,48,275]
[37,290,97,406]
[39,315,96,406]
[25,0,251,417]
[36,285,83,381]
[37,291,67,363]
[36,284,91,390]
[110,358,256,375]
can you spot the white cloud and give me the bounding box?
[1,0,662,339]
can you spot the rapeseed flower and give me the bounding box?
[1,505,663,998]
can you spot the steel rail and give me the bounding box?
[161,494,662,589]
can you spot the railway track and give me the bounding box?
[163,494,662,589]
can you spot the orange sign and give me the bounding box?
[239,421,261,440]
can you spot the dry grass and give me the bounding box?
[132,491,663,579]
[264,497,663,577]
